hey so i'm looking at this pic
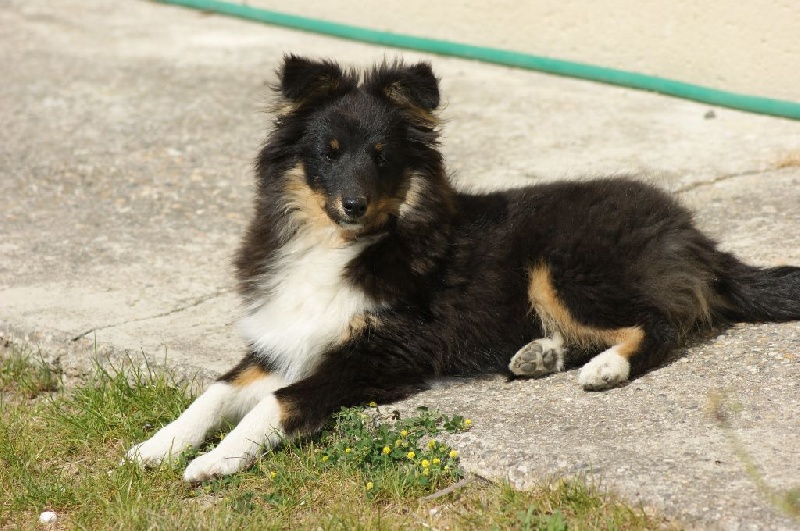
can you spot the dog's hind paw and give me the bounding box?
[577,347,630,390]
[509,333,566,377]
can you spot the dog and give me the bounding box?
[127,56,800,482]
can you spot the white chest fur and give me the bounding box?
[238,227,378,383]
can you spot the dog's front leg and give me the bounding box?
[274,353,430,442]
[127,360,285,475]
[181,348,427,482]
[182,389,285,482]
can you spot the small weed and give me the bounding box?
[306,404,469,497]
[0,342,60,399]
[775,150,800,169]
[518,505,567,531]
[710,392,800,522]
[445,480,664,529]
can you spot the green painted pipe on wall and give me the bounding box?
[156,0,800,120]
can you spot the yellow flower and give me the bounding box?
[421,459,430,468]
[270,471,277,479]
[432,458,441,465]
[369,401,378,407]
[422,468,430,476]
[382,446,391,455]
[321,455,329,462]
[427,440,436,449]
[366,481,374,491]
[464,419,472,427]
[407,451,416,459]
[449,450,459,458]
[400,429,408,437]
[345,448,351,453]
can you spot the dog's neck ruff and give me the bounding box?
[238,224,381,383]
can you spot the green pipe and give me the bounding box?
[157,0,800,120]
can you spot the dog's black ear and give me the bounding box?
[364,61,440,112]
[277,55,356,104]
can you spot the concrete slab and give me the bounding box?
[1,0,799,528]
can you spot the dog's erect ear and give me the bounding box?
[277,55,356,104]
[364,61,440,112]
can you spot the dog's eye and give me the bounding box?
[324,139,340,162]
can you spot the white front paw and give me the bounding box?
[577,348,630,390]
[125,430,193,467]
[183,449,255,482]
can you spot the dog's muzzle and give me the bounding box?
[341,195,368,222]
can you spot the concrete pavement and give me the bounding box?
[2,1,799,528]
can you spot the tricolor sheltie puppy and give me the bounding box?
[128,56,800,482]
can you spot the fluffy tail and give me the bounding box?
[716,259,800,323]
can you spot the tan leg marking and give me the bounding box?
[528,264,644,358]
[231,365,270,387]
[338,314,381,343]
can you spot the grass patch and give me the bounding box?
[0,345,671,529]
[0,341,60,399]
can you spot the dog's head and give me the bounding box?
[268,56,443,235]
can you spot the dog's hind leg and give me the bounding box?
[508,331,566,377]
[525,263,684,390]
[577,319,678,390]
[126,353,284,469]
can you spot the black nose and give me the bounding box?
[342,196,368,218]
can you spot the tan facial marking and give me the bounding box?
[283,163,335,232]
[384,83,439,128]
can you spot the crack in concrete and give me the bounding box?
[71,289,231,342]
[674,168,766,194]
